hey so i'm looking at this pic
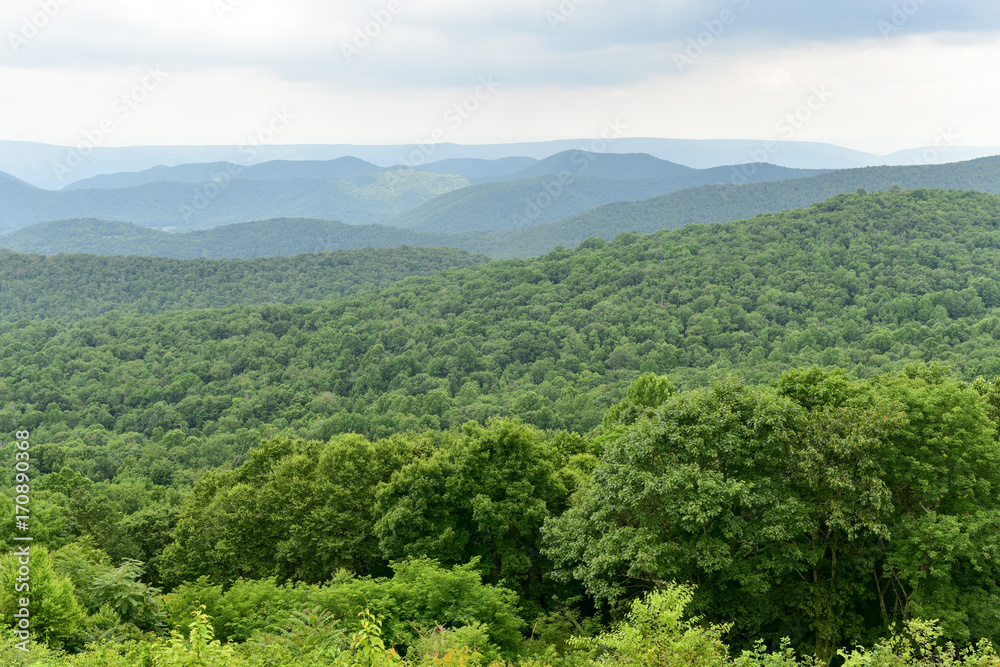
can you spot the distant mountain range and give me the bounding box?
[61,157,384,190]
[0,152,1000,258]
[3,137,999,189]
[5,156,1000,260]
[0,166,471,232]
[455,155,1000,258]
[0,152,826,233]
[384,162,828,233]
[0,218,449,258]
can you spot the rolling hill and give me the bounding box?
[0,245,489,321]
[493,150,696,181]
[415,156,538,179]
[454,155,1000,257]
[0,153,828,235]
[0,218,451,258]
[385,162,829,233]
[0,169,471,233]
[5,189,1000,438]
[62,157,384,190]
[8,156,1000,260]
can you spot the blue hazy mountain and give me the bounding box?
[6,138,998,189]
[63,157,384,190]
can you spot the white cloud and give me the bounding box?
[1,1,999,150]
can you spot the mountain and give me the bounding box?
[0,218,452,259]
[453,155,1000,257]
[495,151,695,181]
[0,168,40,196]
[1,161,828,256]
[881,145,1000,166]
[0,154,824,235]
[384,162,829,233]
[0,169,471,233]
[415,157,538,179]
[62,157,384,190]
[6,138,999,189]
[6,189,1000,437]
[9,156,1000,260]
[0,245,488,321]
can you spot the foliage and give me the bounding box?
[544,368,1000,663]
[162,432,435,585]
[375,419,567,615]
[7,187,1000,666]
[0,244,487,321]
[155,605,236,666]
[574,584,731,666]
[837,618,1000,666]
[0,545,88,650]
[162,558,524,656]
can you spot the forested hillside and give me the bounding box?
[0,245,488,320]
[456,155,1000,257]
[384,163,828,233]
[10,156,1000,260]
[4,188,1000,666]
[0,218,451,259]
[2,187,1000,436]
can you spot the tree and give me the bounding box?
[375,419,566,616]
[0,545,87,650]
[545,368,1000,663]
[161,433,433,586]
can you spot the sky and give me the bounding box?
[1,0,999,153]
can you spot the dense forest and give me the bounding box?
[3,188,1000,665]
[0,245,487,320]
[0,218,454,260]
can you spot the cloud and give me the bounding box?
[2,0,1000,148]
[4,0,999,86]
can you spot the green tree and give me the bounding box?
[545,368,1000,662]
[0,545,88,650]
[375,419,566,616]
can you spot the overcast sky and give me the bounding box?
[1,0,998,153]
